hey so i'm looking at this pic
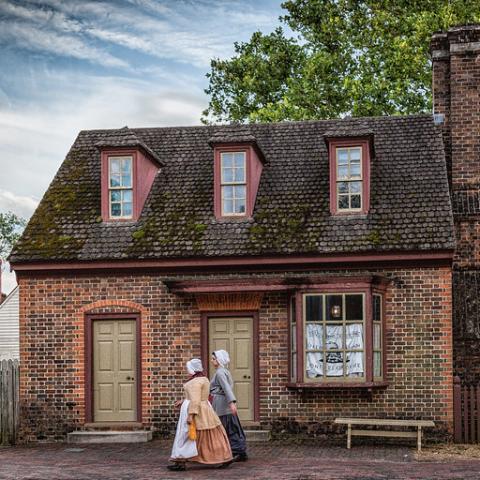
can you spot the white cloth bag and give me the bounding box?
[170,399,198,459]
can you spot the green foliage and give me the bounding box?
[0,211,26,259]
[202,1,480,123]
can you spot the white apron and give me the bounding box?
[170,399,198,459]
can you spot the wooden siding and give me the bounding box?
[0,288,19,361]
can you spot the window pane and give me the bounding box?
[291,297,296,323]
[337,149,348,164]
[123,202,132,217]
[349,181,362,194]
[337,165,348,179]
[121,174,132,187]
[350,163,361,178]
[121,158,132,172]
[346,323,363,349]
[326,295,343,321]
[235,198,246,214]
[223,199,233,214]
[374,323,381,350]
[234,165,245,182]
[223,185,234,199]
[110,158,121,174]
[346,351,364,377]
[292,352,297,380]
[111,203,121,217]
[122,189,132,203]
[306,352,323,378]
[374,352,382,377]
[110,174,121,188]
[373,295,381,321]
[350,195,361,209]
[234,152,245,168]
[338,182,349,194]
[325,324,343,349]
[110,190,121,202]
[291,324,297,352]
[221,153,233,168]
[338,195,349,209]
[222,168,234,183]
[234,185,246,200]
[326,351,344,377]
[349,148,361,161]
[345,294,363,320]
[306,324,323,350]
[306,295,323,322]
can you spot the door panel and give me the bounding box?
[209,317,254,421]
[93,319,137,422]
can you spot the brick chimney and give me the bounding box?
[431,25,480,381]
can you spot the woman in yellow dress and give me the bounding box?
[168,358,233,471]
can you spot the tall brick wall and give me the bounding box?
[18,266,452,442]
[431,25,480,381]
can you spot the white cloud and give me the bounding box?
[0,21,128,68]
[1,263,17,295]
[6,0,282,68]
[0,70,206,202]
[0,190,38,219]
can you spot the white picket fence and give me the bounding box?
[0,359,19,445]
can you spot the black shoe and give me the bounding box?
[218,459,233,469]
[233,453,248,462]
[167,463,186,471]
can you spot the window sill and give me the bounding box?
[286,381,388,390]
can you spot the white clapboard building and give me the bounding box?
[0,287,19,360]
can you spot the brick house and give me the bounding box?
[9,25,479,443]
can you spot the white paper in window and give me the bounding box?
[325,325,343,350]
[346,323,363,350]
[374,323,381,349]
[346,351,364,376]
[306,324,323,350]
[374,352,382,377]
[325,352,344,376]
[306,352,323,378]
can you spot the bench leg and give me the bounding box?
[417,426,422,452]
[347,424,351,449]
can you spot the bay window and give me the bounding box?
[289,281,386,387]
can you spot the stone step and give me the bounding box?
[244,429,270,442]
[67,430,152,444]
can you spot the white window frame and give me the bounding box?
[303,292,366,383]
[220,151,247,216]
[108,156,133,219]
[336,146,363,212]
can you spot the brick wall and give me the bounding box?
[18,265,452,442]
[431,25,480,381]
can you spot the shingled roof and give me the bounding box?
[10,115,455,263]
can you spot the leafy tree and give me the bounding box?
[0,211,26,262]
[203,0,480,123]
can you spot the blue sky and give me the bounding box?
[0,0,287,293]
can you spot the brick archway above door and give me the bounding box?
[195,293,263,311]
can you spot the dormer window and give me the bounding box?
[221,151,246,215]
[100,145,161,222]
[327,138,371,215]
[109,156,133,219]
[336,147,362,211]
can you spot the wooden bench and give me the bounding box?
[334,418,435,451]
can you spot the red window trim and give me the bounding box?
[214,145,253,219]
[101,149,138,222]
[328,138,371,215]
[287,279,387,389]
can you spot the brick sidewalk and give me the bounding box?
[0,439,479,480]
